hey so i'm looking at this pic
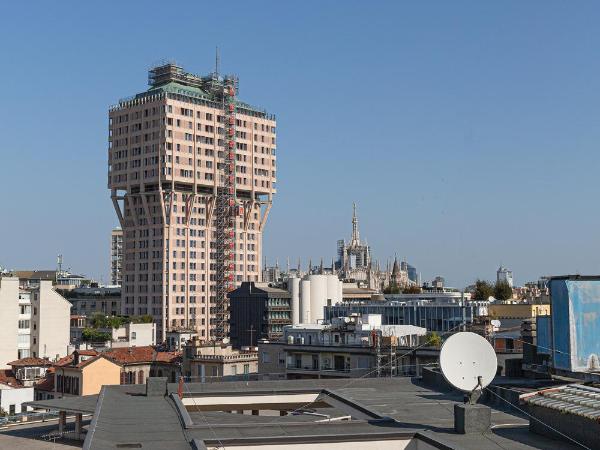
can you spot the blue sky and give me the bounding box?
[1,1,600,288]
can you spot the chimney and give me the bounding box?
[146,377,168,397]
[72,350,80,366]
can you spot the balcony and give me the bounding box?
[267,318,291,324]
[286,364,351,374]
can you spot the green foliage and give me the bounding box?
[494,280,513,301]
[383,282,401,294]
[81,328,111,342]
[402,285,422,294]
[426,331,442,347]
[131,315,154,324]
[87,314,153,331]
[89,314,127,329]
[472,279,494,301]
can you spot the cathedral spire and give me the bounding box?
[351,202,360,246]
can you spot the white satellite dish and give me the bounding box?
[439,332,497,397]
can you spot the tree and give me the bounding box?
[426,331,442,347]
[494,280,513,301]
[89,314,126,329]
[383,282,401,294]
[81,328,111,343]
[105,316,127,329]
[472,279,494,301]
[131,315,154,324]
[402,285,422,294]
[89,313,108,329]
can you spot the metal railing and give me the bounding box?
[0,410,60,427]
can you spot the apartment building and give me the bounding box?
[229,282,292,348]
[111,227,124,286]
[0,276,70,367]
[259,314,426,379]
[108,63,277,341]
[182,338,257,380]
[66,286,121,316]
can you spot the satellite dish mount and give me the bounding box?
[467,375,483,405]
[439,332,497,434]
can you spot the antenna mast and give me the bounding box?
[215,46,220,77]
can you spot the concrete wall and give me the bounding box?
[258,343,286,376]
[0,277,19,368]
[34,280,70,361]
[528,403,600,450]
[111,322,156,347]
[205,439,418,450]
[421,367,454,392]
[0,386,33,414]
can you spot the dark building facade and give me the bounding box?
[64,287,122,317]
[228,282,291,348]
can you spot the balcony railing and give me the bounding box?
[286,365,350,373]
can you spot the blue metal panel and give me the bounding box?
[566,280,600,372]
[550,279,600,372]
[549,279,571,370]
[536,315,552,355]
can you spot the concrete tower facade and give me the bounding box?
[108,63,276,341]
[110,227,123,286]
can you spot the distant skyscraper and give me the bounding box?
[497,265,513,288]
[108,63,276,341]
[110,227,123,286]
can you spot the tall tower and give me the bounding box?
[108,63,277,341]
[350,202,360,246]
[110,227,123,286]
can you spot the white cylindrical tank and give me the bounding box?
[300,279,311,324]
[308,274,327,323]
[288,276,301,325]
[326,275,342,306]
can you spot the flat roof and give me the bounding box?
[23,377,584,450]
[547,275,600,281]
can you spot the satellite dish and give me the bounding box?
[439,332,497,395]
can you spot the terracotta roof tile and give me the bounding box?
[54,350,99,368]
[104,346,181,365]
[0,369,22,387]
[34,369,55,392]
[7,357,52,367]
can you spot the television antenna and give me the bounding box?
[439,332,497,404]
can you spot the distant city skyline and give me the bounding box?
[3,2,600,288]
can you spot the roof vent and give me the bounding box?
[145,377,168,397]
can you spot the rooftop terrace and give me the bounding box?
[22,377,583,450]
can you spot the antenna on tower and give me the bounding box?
[215,46,220,77]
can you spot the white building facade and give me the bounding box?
[0,277,71,367]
